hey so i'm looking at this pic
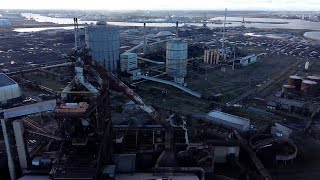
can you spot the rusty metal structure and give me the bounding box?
[288,75,303,91]
[301,80,318,96]
[282,84,296,94]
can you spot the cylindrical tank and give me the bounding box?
[305,61,310,71]
[307,75,320,84]
[288,75,303,91]
[301,80,318,96]
[85,21,120,74]
[166,38,188,81]
[282,84,296,94]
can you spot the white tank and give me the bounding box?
[305,61,310,71]
[166,39,188,83]
[85,22,120,74]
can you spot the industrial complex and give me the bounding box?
[0,8,320,180]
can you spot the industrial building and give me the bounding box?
[206,111,251,132]
[239,54,257,66]
[0,19,11,26]
[0,73,22,106]
[2,8,320,180]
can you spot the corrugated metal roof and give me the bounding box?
[278,98,305,108]
[0,73,17,87]
[18,175,50,180]
[3,100,56,119]
[207,111,250,126]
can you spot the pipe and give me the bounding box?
[138,75,202,98]
[153,167,205,180]
[1,119,16,180]
[137,57,165,65]
[222,8,227,56]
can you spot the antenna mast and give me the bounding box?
[222,8,227,57]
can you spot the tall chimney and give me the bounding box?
[143,22,147,54]
[176,21,179,37]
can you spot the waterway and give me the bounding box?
[16,13,320,39]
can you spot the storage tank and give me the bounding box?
[85,21,120,74]
[301,80,318,96]
[282,85,295,94]
[307,75,320,84]
[288,75,303,91]
[166,38,188,84]
[304,61,310,71]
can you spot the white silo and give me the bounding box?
[305,61,310,71]
[166,38,188,84]
[85,21,120,74]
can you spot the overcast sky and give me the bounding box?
[1,0,320,11]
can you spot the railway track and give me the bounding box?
[255,60,303,97]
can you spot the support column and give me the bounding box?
[1,119,16,180]
[13,119,28,169]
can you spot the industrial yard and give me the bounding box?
[1,8,320,180]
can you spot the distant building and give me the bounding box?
[0,73,22,106]
[267,101,277,110]
[206,111,251,132]
[240,54,257,66]
[0,19,11,26]
[277,98,305,113]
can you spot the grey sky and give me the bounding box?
[1,0,320,10]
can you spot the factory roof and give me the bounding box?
[156,31,174,37]
[207,111,250,126]
[3,100,56,119]
[277,98,305,108]
[0,73,17,87]
[18,175,50,180]
[241,54,257,60]
[271,123,293,137]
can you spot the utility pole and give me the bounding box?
[143,22,147,55]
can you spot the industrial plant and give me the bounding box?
[0,7,320,180]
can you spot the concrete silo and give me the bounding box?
[85,21,120,74]
[166,38,188,85]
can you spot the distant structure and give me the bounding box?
[221,8,227,59]
[242,17,245,28]
[0,19,11,26]
[204,49,220,64]
[304,61,310,71]
[120,53,138,72]
[206,110,251,132]
[288,75,303,91]
[143,22,147,54]
[239,54,257,66]
[0,73,22,106]
[301,80,318,96]
[85,21,120,74]
[166,38,188,85]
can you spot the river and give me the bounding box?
[15,13,320,39]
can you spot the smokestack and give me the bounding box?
[222,8,227,56]
[176,21,179,37]
[143,22,147,54]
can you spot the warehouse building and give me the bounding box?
[0,74,22,106]
[206,110,251,132]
